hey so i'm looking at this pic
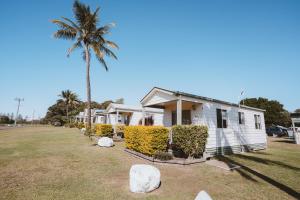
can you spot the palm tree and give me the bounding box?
[58,90,79,123]
[52,0,118,131]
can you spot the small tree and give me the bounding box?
[58,90,79,123]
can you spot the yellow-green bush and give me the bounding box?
[124,126,169,156]
[172,125,208,158]
[94,124,113,137]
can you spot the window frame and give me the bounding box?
[254,114,261,129]
[238,111,245,125]
[217,108,228,128]
[171,110,192,125]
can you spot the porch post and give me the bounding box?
[115,110,119,134]
[292,119,296,133]
[142,107,145,126]
[177,96,182,125]
[116,110,119,125]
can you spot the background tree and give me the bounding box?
[241,97,291,127]
[0,114,14,124]
[295,109,300,113]
[52,0,118,132]
[115,98,124,104]
[43,90,118,126]
[58,90,79,123]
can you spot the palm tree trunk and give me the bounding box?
[84,44,92,132]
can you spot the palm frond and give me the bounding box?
[52,0,118,72]
[91,44,108,71]
[101,46,117,60]
[92,7,100,24]
[73,0,90,28]
[105,40,119,49]
[95,25,110,35]
[61,17,81,31]
[53,29,76,40]
[52,19,77,32]
[97,56,108,71]
[67,40,82,57]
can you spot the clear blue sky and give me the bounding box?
[0,0,299,119]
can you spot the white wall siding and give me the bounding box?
[161,101,266,149]
[201,102,266,149]
[153,113,164,126]
[129,112,142,125]
[163,109,172,127]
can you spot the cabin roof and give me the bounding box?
[141,87,266,112]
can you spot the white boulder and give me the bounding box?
[97,137,114,147]
[194,191,213,200]
[80,128,86,133]
[129,164,161,193]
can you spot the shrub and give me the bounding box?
[153,151,173,161]
[95,124,113,137]
[76,122,85,129]
[172,125,208,158]
[124,126,169,156]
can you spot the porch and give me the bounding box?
[143,99,203,127]
[106,110,132,126]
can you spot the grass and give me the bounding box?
[0,126,299,200]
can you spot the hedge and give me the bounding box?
[94,124,113,137]
[172,125,208,158]
[124,126,169,156]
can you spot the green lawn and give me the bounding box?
[0,126,299,200]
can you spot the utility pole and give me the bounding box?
[238,90,245,108]
[31,110,35,126]
[14,98,24,126]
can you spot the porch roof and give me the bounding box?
[105,103,163,114]
[141,87,266,112]
[292,118,300,123]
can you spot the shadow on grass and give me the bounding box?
[273,140,295,144]
[248,151,271,155]
[232,154,300,171]
[217,156,300,199]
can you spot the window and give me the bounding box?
[172,110,192,125]
[254,114,261,129]
[118,115,122,123]
[217,109,228,128]
[138,115,154,126]
[238,112,245,125]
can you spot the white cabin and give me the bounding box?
[75,103,164,127]
[75,109,106,124]
[105,103,163,126]
[141,87,267,155]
